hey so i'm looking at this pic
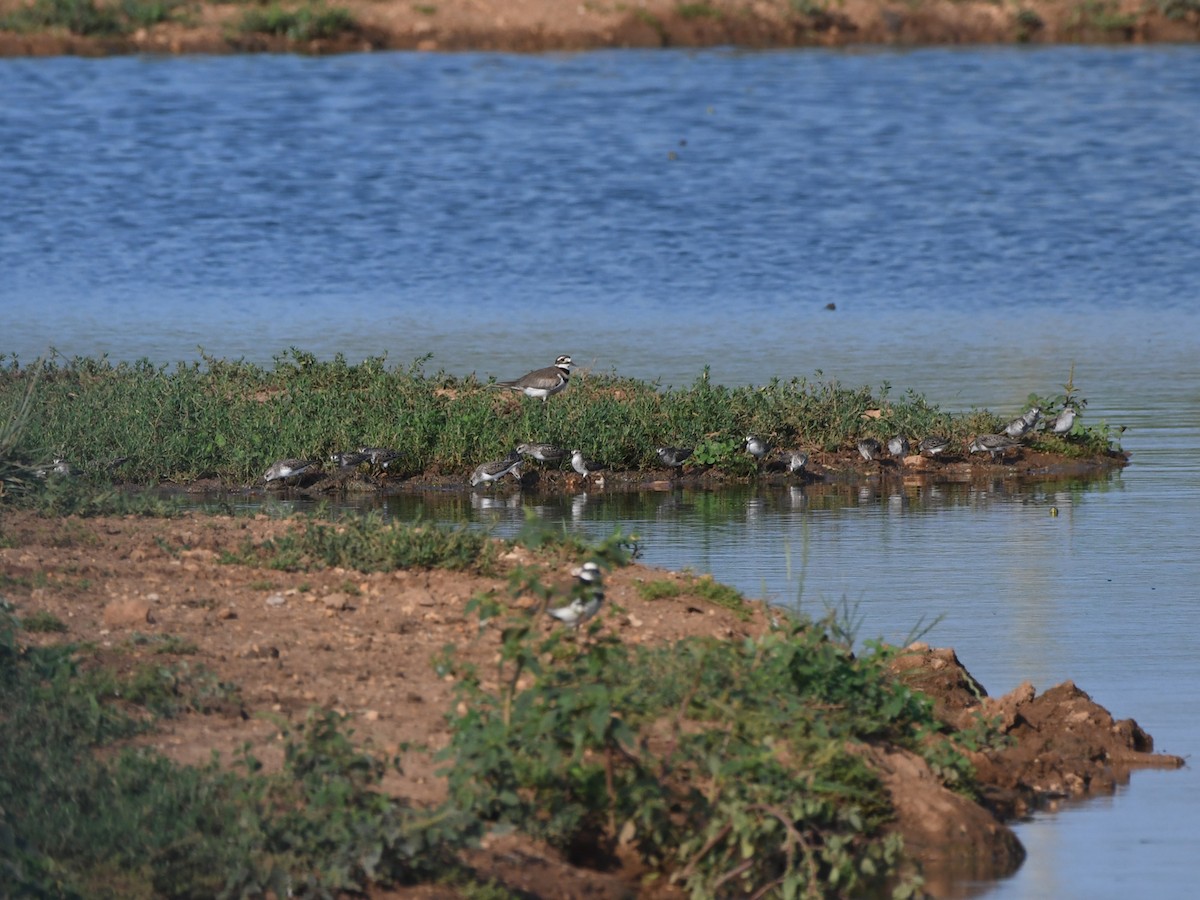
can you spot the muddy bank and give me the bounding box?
[172,444,1131,498]
[1,0,1198,57]
[0,509,1180,896]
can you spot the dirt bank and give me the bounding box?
[1,0,1198,57]
[0,509,1181,896]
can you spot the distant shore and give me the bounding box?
[1,0,1198,57]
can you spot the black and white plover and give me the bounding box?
[547,561,604,629]
[857,438,882,462]
[656,446,693,469]
[470,450,522,487]
[517,442,566,463]
[969,433,1023,460]
[263,458,319,485]
[492,355,573,402]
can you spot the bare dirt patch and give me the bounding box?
[1,510,1181,897]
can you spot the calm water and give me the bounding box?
[4,47,1200,899]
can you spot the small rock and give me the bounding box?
[363,710,381,722]
[217,607,237,620]
[103,599,154,628]
[324,592,350,611]
[265,593,287,607]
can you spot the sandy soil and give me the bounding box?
[1,507,1182,897]
[0,0,1198,57]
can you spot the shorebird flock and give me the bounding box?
[259,354,1084,490]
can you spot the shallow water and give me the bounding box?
[4,46,1200,898]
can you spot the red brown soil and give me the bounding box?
[1,0,1198,57]
[1,508,1180,897]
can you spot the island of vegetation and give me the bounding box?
[0,0,1198,57]
[0,351,1178,898]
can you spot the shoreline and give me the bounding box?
[2,0,1199,58]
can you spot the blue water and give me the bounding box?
[4,46,1200,899]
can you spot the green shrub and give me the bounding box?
[437,568,977,896]
[236,2,358,40]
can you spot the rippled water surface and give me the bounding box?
[4,46,1200,899]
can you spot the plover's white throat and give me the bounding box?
[970,433,1022,460]
[263,458,319,484]
[857,438,882,462]
[745,436,770,460]
[517,442,566,462]
[492,355,573,402]
[656,446,693,468]
[1049,406,1077,435]
[470,450,522,487]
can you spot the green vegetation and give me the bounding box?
[677,1,722,19]
[218,511,500,572]
[233,2,358,41]
[637,572,750,617]
[20,609,68,633]
[1066,0,1138,32]
[0,0,185,36]
[437,562,994,897]
[0,601,476,896]
[0,352,1120,488]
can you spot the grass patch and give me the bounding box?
[635,578,681,601]
[220,511,498,573]
[234,2,358,41]
[21,609,68,633]
[0,352,1120,489]
[0,0,185,36]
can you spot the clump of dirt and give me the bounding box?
[1,511,1181,897]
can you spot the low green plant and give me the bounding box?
[1067,0,1138,31]
[235,2,357,41]
[0,602,477,896]
[1153,0,1200,19]
[636,578,681,601]
[0,0,183,35]
[677,1,721,19]
[20,609,68,633]
[221,511,497,573]
[437,564,985,896]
